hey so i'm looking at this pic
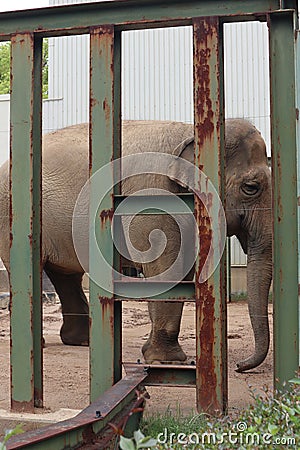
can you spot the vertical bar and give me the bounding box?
[296,30,300,360]
[112,30,122,384]
[268,12,299,390]
[193,17,227,414]
[89,25,120,401]
[227,237,232,302]
[10,33,43,411]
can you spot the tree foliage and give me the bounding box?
[0,42,10,95]
[0,39,48,98]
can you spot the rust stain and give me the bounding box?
[193,17,219,162]
[102,97,111,123]
[195,193,213,274]
[99,296,114,329]
[195,187,219,411]
[99,208,114,228]
[195,278,218,412]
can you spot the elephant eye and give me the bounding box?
[241,181,260,196]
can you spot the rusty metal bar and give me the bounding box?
[0,1,291,40]
[193,17,227,414]
[124,363,196,387]
[10,33,43,412]
[268,11,299,391]
[7,370,147,450]
[89,25,121,402]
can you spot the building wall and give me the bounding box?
[0,94,9,166]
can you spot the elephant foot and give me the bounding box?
[142,332,187,364]
[60,333,89,346]
[60,315,89,346]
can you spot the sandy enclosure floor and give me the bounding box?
[0,299,273,437]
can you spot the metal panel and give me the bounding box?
[10,33,43,411]
[89,25,122,401]
[193,17,227,414]
[268,11,299,390]
[224,21,271,154]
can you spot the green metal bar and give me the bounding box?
[113,29,122,386]
[296,30,300,360]
[114,280,195,300]
[32,36,43,409]
[268,11,299,390]
[10,33,43,412]
[227,237,232,302]
[89,25,119,402]
[193,17,227,414]
[114,193,194,214]
[124,363,196,387]
[0,0,290,40]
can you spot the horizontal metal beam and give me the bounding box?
[114,193,194,214]
[124,363,196,387]
[114,280,195,300]
[0,0,293,39]
[7,371,147,449]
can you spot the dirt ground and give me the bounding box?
[0,299,273,438]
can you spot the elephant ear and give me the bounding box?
[168,136,194,188]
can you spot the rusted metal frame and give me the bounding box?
[0,1,292,40]
[89,25,121,402]
[7,371,147,450]
[124,363,196,387]
[193,17,227,414]
[268,11,299,391]
[10,32,43,412]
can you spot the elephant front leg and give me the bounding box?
[142,301,186,363]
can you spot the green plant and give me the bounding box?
[119,430,157,450]
[0,39,48,98]
[0,424,23,450]
[140,383,299,449]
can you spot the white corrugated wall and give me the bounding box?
[47,0,271,267]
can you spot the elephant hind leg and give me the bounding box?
[44,265,89,346]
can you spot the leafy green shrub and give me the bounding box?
[140,382,299,449]
[0,424,23,450]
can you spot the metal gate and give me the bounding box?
[3,0,299,448]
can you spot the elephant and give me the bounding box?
[0,119,272,372]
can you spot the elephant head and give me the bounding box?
[225,119,272,371]
[122,119,272,372]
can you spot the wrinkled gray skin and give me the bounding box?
[0,119,272,372]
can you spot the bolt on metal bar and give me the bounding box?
[193,16,227,414]
[10,33,43,412]
[268,11,299,391]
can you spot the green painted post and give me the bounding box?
[89,25,121,401]
[296,29,300,363]
[10,33,43,411]
[193,17,227,414]
[268,12,299,390]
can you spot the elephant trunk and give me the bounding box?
[236,245,272,372]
